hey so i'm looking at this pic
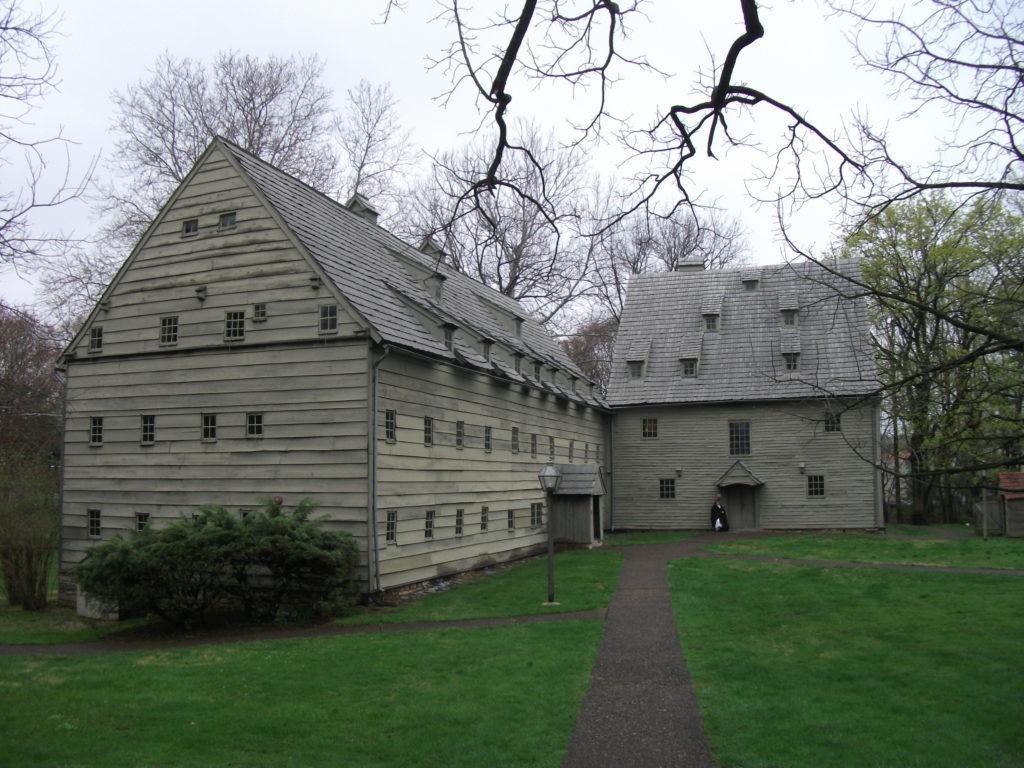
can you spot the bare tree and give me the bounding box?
[412,122,596,327]
[0,0,91,268]
[335,79,417,220]
[102,50,339,247]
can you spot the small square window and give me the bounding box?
[141,415,155,445]
[160,316,179,345]
[182,218,199,237]
[531,502,543,528]
[642,418,658,438]
[507,509,515,531]
[89,417,104,446]
[627,361,644,379]
[225,310,245,341]
[825,412,842,433]
[135,512,150,532]
[681,358,698,377]
[253,303,267,322]
[247,413,264,438]
[217,212,237,230]
[88,326,103,353]
[480,506,489,531]
[659,478,676,499]
[808,475,826,497]
[385,510,397,543]
[455,508,464,537]
[319,304,338,333]
[729,421,750,456]
[484,426,492,453]
[424,510,435,540]
[456,420,465,449]
[385,409,397,442]
[705,314,719,332]
[784,352,800,371]
[87,508,101,537]
[202,413,217,441]
[782,310,798,326]
[423,416,434,446]
[743,279,758,291]
[511,426,519,454]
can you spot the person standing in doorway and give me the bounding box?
[710,495,729,532]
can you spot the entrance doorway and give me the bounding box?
[724,485,757,530]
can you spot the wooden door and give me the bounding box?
[725,486,757,530]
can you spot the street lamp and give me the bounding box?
[538,461,562,605]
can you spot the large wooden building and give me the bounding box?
[58,139,610,602]
[606,259,883,531]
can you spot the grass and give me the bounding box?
[704,531,1024,569]
[340,548,622,625]
[604,530,699,546]
[0,621,604,768]
[670,558,1024,768]
[0,603,154,645]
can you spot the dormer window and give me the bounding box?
[681,358,698,377]
[217,212,237,231]
[627,361,645,379]
[743,279,758,291]
[514,354,523,374]
[482,339,493,361]
[782,310,798,327]
[443,325,455,351]
[514,317,524,337]
[704,314,719,332]
[533,361,542,380]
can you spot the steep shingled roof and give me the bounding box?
[606,259,878,406]
[217,140,605,409]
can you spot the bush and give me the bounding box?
[75,498,359,629]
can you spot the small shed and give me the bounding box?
[999,472,1024,537]
[551,464,606,545]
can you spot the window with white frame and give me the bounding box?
[455,508,464,537]
[642,418,658,438]
[659,478,676,499]
[530,502,543,528]
[217,211,237,230]
[784,352,800,371]
[140,415,155,445]
[480,505,489,531]
[202,413,217,441]
[825,412,842,433]
[681,358,698,377]
[424,510,435,539]
[253,303,267,322]
[385,409,397,442]
[808,474,826,497]
[705,314,719,331]
[385,510,397,543]
[89,326,103,353]
[782,309,798,327]
[627,360,644,379]
[507,509,515,531]
[136,512,150,532]
[729,421,750,456]
[182,218,199,237]
[319,304,338,333]
[247,413,264,438]
[160,316,179,345]
[87,508,101,537]
[89,417,104,446]
[225,310,245,341]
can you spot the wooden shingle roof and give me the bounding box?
[606,259,878,406]
[217,140,604,408]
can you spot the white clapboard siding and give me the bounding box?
[612,399,879,530]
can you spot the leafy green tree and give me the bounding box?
[848,194,1024,522]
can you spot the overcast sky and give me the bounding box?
[2,0,920,307]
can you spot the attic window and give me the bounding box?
[514,317,524,337]
[319,304,338,334]
[704,314,719,332]
[88,326,103,353]
[627,361,645,379]
[182,218,199,237]
[533,361,542,380]
[443,325,455,351]
[482,340,493,361]
[782,310,798,327]
[514,354,523,374]
[681,358,698,377]
[743,279,759,291]
[217,212,237,231]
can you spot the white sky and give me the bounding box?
[1,0,922,307]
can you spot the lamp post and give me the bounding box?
[538,461,562,605]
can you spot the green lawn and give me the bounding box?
[671,558,1024,768]
[0,622,603,768]
[704,531,1024,569]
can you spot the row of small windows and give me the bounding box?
[181,211,236,237]
[384,409,598,462]
[87,305,339,352]
[89,413,265,445]
[628,351,803,380]
[384,502,547,544]
[87,508,151,538]
[655,474,826,500]
[640,413,842,450]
